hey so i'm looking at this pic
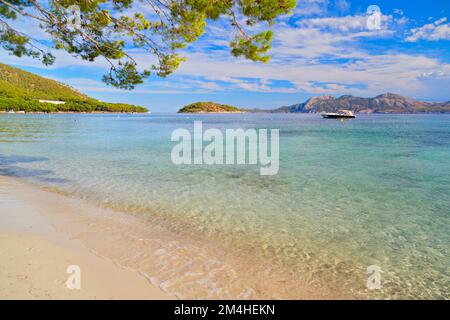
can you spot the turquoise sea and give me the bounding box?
[0,113,449,299]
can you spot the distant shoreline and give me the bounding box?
[3,110,450,115]
[178,111,246,114]
[177,93,450,114]
[177,111,450,115]
[0,111,149,114]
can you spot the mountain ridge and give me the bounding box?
[272,93,450,113]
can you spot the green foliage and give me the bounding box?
[178,101,241,113]
[231,30,273,62]
[0,62,89,100]
[0,96,147,113]
[0,0,296,89]
[0,62,148,113]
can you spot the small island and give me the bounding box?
[177,102,243,113]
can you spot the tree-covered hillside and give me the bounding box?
[178,102,242,113]
[0,63,148,113]
[0,62,90,101]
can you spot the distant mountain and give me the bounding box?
[272,93,450,113]
[178,102,242,113]
[0,63,148,113]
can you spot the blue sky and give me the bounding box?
[1,0,450,112]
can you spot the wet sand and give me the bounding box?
[0,175,351,299]
[0,176,172,299]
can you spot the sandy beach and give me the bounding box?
[0,175,172,300]
[0,174,343,300]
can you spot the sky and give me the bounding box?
[1,0,450,113]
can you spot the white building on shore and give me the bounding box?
[38,100,66,105]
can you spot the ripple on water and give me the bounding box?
[0,113,449,299]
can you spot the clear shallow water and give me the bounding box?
[0,113,449,299]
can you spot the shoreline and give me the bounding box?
[0,175,358,300]
[0,111,149,115]
[177,111,246,114]
[0,175,172,300]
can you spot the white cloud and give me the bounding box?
[1,5,449,101]
[177,48,450,98]
[396,17,409,26]
[270,15,393,61]
[0,48,111,70]
[334,0,351,13]
[293,0,329,17]
[297,15,367,32]
[55,76,221,95]
[172,13,450,97]
[295,14,394,34]
[406,18,450,42]
[420,71,449,79]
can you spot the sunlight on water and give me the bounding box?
[0,113,449,299]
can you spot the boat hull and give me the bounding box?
[322,114,355,119]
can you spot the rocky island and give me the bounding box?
[271,93,450,114]
[177,102,243,113]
